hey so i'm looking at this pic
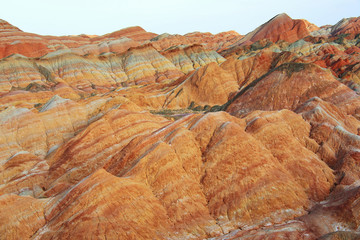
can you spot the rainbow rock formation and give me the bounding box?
[1,13,360,239]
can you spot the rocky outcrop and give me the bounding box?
[185,31,244,51]
[39,44,184,87]
[108,57,239,110]
[0,43,229,99]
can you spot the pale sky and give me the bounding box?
[1,0,359,36]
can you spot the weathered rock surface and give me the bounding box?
[103,111,311,235]
[1,13,360,240]
[7,110,330,239]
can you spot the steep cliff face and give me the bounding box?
[1,13,360,240]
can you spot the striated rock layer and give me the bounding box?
[1,13,360,240]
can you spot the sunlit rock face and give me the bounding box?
[1,13,360,239]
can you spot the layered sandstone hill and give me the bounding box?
[223,13,319,54]
[1,13,360,240]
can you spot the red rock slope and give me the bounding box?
[227,13,318,48]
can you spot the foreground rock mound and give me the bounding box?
[34,169,173,239]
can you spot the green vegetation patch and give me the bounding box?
[150,108,204,120]
[277,62,307,77]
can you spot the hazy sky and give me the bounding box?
[1,0,359,36]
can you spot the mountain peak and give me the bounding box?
[273,13,291,20]
[266,13,293,26]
